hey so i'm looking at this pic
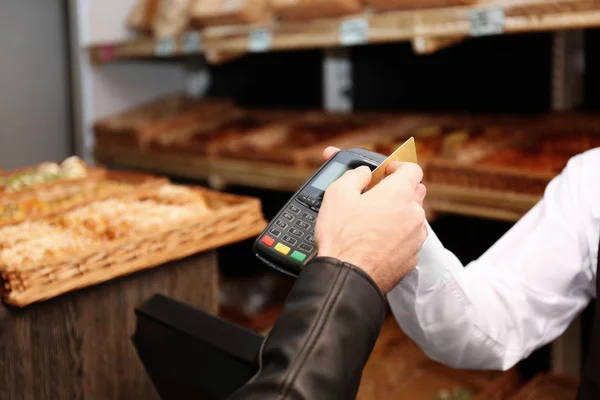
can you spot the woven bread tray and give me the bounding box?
[425,158,556,196]
[508,373,578,399]
[93,94,235,150]
[218,112,403,169]
[0,184,266,307]
[424,118,600,195]
[0,170,167,228]
[150,109,297,157]
[1,164,105,200]
[318,114,526,171]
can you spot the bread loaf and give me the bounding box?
[93,95,235,149]
[128,0,160,33]
[153,0,193,37]
[192,0,271,26]
[271,0,362,20]
[365,0,476,11]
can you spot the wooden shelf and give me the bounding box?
[89,0,600,64]
[94,147,314,191]
[425,184,540,222]
[90,32,205,64]
[95,147,542,222]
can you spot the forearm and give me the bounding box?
[229,257,386,400]
[389,254,520,369]
[386,228,513,370]
[389,201,594,370]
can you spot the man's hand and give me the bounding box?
[315,147,427,293]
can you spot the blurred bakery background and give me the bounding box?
[2,0,600,398]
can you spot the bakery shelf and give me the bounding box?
[426,184,541,222]
[94,146,314,192]
[90,32,204,64]
[95,147,543,223]
[89,0,600,64]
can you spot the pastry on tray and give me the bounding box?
[0,171,163,227]
[128,0,159,34]
[475,149,571,173]
[153,0,193,37]
[474,130,600,174]
[538,133,600,157]
[191,0,272,26]
[0,156,88,195]
[94,94,235,150]
[222,113,389,167]
[156,109,297,156]
[369,122,522,165]
[365,0,476,11]
[271,0,363,21]
[370,124,447,161]
[0,180,127,226]
[0,184,211,271]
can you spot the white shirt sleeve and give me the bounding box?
[387,148,600,371]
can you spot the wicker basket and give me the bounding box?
[423,116,600,195]
[219,112,401,168]
[0,170,166,228]
[93,94,235,150]
[1,164,105,200]
[153,109,297,157]
[313,114,527,171]
[425,158,556,195]
[0,185,266,307]
[508,373,579,399]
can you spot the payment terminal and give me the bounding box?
[253,148,386,277]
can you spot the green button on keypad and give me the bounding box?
[291,250,307,262]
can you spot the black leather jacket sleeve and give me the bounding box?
[227,257,387,400]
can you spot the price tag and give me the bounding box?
[469,8,504,37]
[155,37,176,57]
[339,18,368,46]
[182,32,202,53]
[248,29,272,52]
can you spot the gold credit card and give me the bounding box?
[367,137,418,190]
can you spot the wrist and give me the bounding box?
[309,256,386,301]
[317,250,383,291]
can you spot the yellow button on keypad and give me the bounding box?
[274,243,291,255]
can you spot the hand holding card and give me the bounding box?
[365,137,418,191]
[316,140,427,293]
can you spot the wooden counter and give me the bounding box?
[0,252,219,400]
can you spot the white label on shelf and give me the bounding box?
[182,32,203,53]
[339,18,369,46]
[469,8,504,37]
[248,29,273,52]
[155,37,176,56]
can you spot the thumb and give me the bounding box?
[322,146,341,161]
[385,161,403,176]
[337,165,372,194]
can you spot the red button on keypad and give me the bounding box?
[261,235,275,247]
